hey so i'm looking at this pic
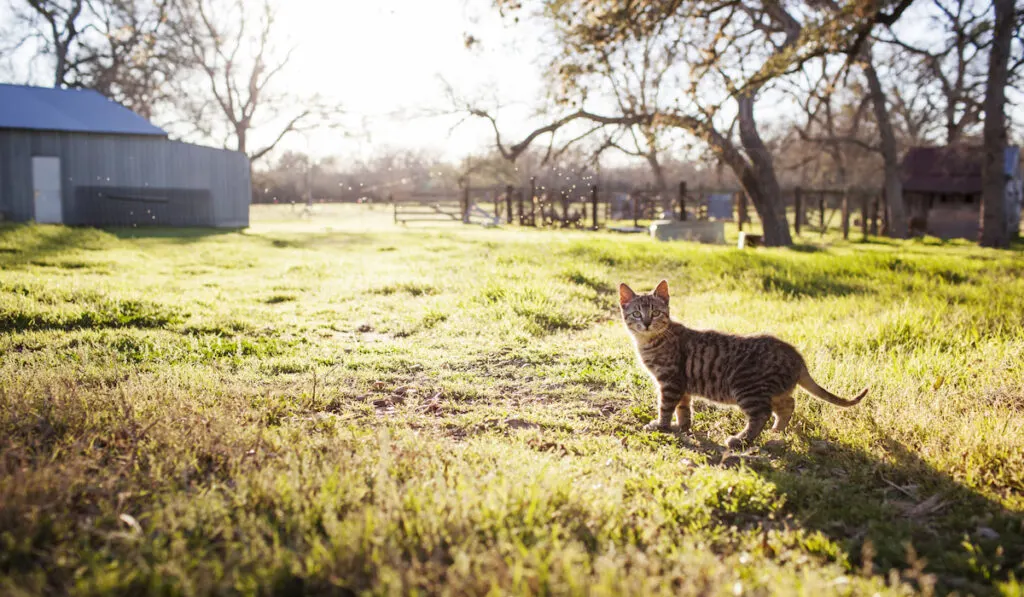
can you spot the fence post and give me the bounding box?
[742,192,749,228]
[841,190,850,240]
[493,191,501,219]
[517,189,524,224]
[794,186,802,235]
[735,192,747,232]
[505,185,514,224]
[678,181,687,221]
[734,192,741,232]
[818,192,825,232]
[561,190,570,227]
[870,195,879,236]
[881,187,889,236]
[391,194,396,224]
[529,177,537,226]
[632,194,639,228]
[591,185,599,230]
[861,193,869,240]
[461,185,470,223]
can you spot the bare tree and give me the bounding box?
[12,0,85,87]
[784,56,876,189]
[174,0,340,162]
[6,0,184,118]
[72,0,183,119]
[770,1,912,238]
[881,1,988,145]
[979,0,1016,248]
[563,28,681,198]
[883,0,1024,147]
[861,42,909,238]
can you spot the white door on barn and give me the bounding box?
[32,156,63,224]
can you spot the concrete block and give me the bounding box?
[649,220,726,244]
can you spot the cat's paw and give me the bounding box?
[725,436,749,451]
[672,423,692,435]
[644,421,670,432]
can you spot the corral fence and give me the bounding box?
[792,187,888,239]
[392,180,705,231]
[391,188,501,227]
[391,191,462,224]
[390,179,887,240]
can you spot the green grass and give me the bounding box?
[1,204,1023,596]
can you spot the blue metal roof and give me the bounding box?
[0,84,167,136]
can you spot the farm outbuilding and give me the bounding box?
[0,84,250,228]
[902,144,1022,240]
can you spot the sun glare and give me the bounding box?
[271,0,544,162]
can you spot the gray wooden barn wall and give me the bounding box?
[0,131,250,227]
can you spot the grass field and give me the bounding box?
[2,204,1023,596]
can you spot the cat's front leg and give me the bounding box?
[673,395,692,433]
[644,382,683,432]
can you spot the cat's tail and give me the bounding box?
[797,368,868,407]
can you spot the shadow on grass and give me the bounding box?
[786,243,827,254]
[108,226,378,251]
[648,420,1023,593]
[105,226,241,241]
[564,270,617,296]
[747,419,1024,594]
[0,224,377,265]
[0,224,116,268]
[759,272,865,298]
[248,231,376,249]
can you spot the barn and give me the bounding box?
[0,84,250,228]
[902,144,1022,240]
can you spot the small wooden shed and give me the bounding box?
[901,145,1022,240]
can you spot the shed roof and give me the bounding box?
[0,84,167,137]
[902,145,1021,195]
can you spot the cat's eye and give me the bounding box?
[630,312,641,319]
[651,310,662,316]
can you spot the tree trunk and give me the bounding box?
[51,28,70,87]
[736,96,793,246]
[36,0,84,88]
[946,107,961,145]
[236,127,247,156]
[979,0,1013,248]
[863,50,909,239]
[645,152,670,213]
[54,43,67,87]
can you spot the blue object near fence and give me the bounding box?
[706,194,733,220]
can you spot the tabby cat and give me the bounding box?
[619,280,867,450]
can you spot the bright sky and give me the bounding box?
[0,0,550,163]
[274,0,548,162]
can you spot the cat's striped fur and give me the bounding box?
[620,280,867,450]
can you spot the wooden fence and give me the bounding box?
[392,191,463,225]
[793,187,886,240]
[389,181,887,240]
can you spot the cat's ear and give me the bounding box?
[618,283,636,306]
[653,280,670,303]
